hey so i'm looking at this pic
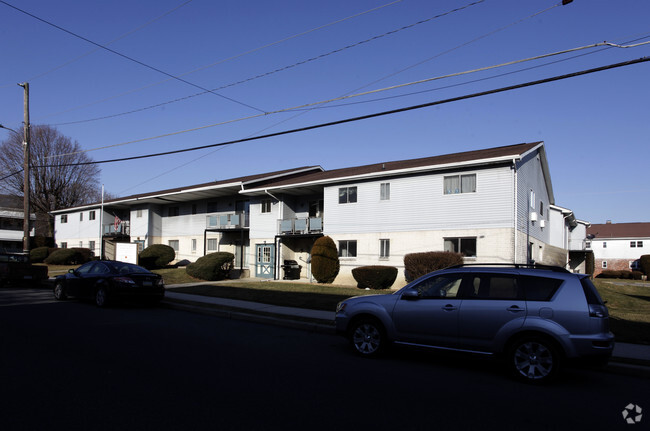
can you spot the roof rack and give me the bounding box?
[446,263,571,273]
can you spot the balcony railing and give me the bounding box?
[278,217,323,235]
[206,211,249,229]
[103,221,130,236]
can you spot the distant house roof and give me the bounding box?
[0,194,23,210]
[587,222,650,239]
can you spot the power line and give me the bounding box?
[0,0,264,113]
[47,0,486,126]
[0,0,195,88]
[35,56,650,169]
[36,0,406,121]
[46,40,645,159]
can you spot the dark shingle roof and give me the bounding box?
[587,223,650,239]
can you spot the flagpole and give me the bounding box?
[99,184,104,259]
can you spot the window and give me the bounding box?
[136,209,142,218]
[637,241,644,248]
[539,201,544,217]
[61,214,68,223]
[603,242,607,248]
[444,174,476,194]
[168,206,179,217]
[520,276,562,301]
[602,261,607,269]
[444,237,477,257]
[79,213,83,221]
[89,241,95,252]
[339,240,357,258]
[466,274,521,300]
[261,199,272,213]
[338,186,357,204]
[380,183,390,201]
[630,241,636,248]
[89,211,96,221]
[414,273,463,299]
[191,239,197,252]
[168,240,179,252]
[207,238,218,251]
[380,239,390,259]
[61,242,67,249]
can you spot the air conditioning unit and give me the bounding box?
[530,212,538,222]
[540,219,546,228]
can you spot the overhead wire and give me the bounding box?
[33,56,650,170]
[44,40,649,160]
[35,0,406,121]
[0,0,265,113]
[0,0,195,88]
[46,0,485,126]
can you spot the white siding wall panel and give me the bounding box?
[325,167,514,234]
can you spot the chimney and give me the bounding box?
[606,220,612,224]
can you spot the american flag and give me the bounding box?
[114,215,122,231]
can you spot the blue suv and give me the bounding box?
[335,264,614,382]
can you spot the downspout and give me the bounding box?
[512,160,518,264]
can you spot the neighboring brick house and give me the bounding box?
[587,222,650,276]
[51,142,586,286]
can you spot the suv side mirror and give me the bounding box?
[401,288,420,300]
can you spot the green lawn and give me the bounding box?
[593,279,650,345]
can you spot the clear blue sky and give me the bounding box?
[1,0,649,224]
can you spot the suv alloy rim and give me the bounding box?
[513,341,554,380]
[352,323,381,355]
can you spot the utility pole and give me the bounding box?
[19,82,30,253]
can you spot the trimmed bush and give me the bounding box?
[44,247,93,265]
[310,236,340,284]
[30,246,50,263]
[352,265,398,290]
[640,255,650,276]
[186,252,234,281]
[632,271,644,280]
[404,251,464,282]
[139,244,176,269]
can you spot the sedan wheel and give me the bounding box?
[53,282,67,300]
[509,338,558,383]
[350,319,385,357]
[95,286,108,307]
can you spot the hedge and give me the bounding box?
[44,247,94,265]
[596,270,644,280]
[30,246,50,263]
[640,255,650,276]
[403,251,464,282]
[186,252,234,281]
[310,236,340,284]
[139,244,176,269]
[352,265,398,290]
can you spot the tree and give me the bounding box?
[0,125,102,236]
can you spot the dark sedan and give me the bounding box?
[54,260,165,307]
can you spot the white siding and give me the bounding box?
[324,166,514,234]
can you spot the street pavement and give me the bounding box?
[161,285,650,377]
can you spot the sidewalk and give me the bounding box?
[162,288,650,377]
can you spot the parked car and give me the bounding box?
[53,260,164,307]
[335,264,614,383]
[0,252,48,287]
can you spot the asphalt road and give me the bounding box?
[1,288,648,431]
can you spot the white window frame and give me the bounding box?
[89,211,96,220]
[380,183,390,201]
[261,199,272,213]
[443,174,476,195]
[379,239,390,259]
[61,214,68,224]
[207,238,218,252]
[339,240,357,258]
[338,186,357,204]
[602,261,607,269]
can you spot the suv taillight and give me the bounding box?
[589,304,608,318]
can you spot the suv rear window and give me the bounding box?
[580,277,605,305]
[520,275,563,301]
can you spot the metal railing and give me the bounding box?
[277,217,323,235]
[206,211,249,229]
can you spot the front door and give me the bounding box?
[255,244,274,279]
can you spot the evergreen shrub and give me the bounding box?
[403,251,464,282]
[139,244,176,269]
[30,246,50,263]
[640,255,650,276]
[44,247,93,265]
[186,252,234,281]
[310,236,340,284]
[352,265,398,290]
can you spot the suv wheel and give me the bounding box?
[349,318,385,357]
[508,337,559,383]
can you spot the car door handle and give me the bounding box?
[442,304,457,312]
[507,305,525,313]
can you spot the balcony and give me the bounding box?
[278,217,323,235]
[206,212,249,230]
[103,221,130,236]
